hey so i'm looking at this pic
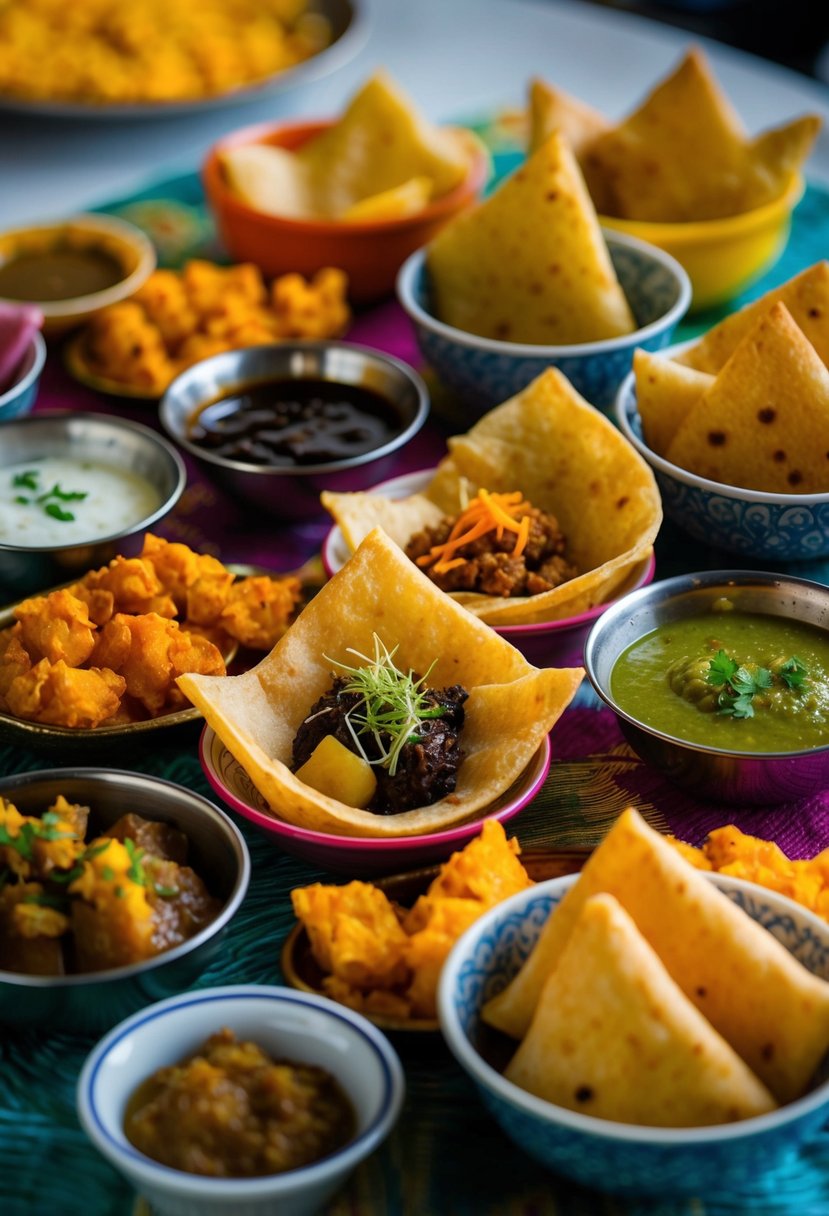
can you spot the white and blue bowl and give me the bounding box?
[0,329,46,421]
[439,873,829,1199]
[78,985,405,1216]
[396,230,691,417]
[616,369,829,560]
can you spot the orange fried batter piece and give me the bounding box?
[140,534,233,624]
[82,556,178,619]
[15,589,96,667]
[5,659,126,728]
[96,613,225,715]
[219,574,302,648]
[0,628,31,709]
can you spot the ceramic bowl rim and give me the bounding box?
[159,339,431,478]
[0,767,251,989]
[438,869,829,1144]
[583,568,829,761]
[396,229,692,357]
[0,213,157,319]
[615,351,829,506]
[0,410,187,555]
[199,725,551,852]
[321,466,657,635]
[0,329,47,409]
[203,118,490,235]
[77,984,405,1196]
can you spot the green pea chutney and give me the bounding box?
[611,609,829,753]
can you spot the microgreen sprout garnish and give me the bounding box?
[8,468,87,523]
[326,634,445,776]
[706,649,809,719]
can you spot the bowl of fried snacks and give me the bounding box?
[0,214,156,334]
[281,822,590,1031]
[528,49,820,309]
[182,526,581,849]
[439,808,829,1198]
[0,768,249,1032]
[321,368,661,638]
[0,533,305,754]
[396,128,690,414]
[616,263,829,558]
[203,72,489,303]
[66,260,351,399]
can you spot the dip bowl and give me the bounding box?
[77,985,405,1216]
[0,411,186,596]
[159,340,430,522]
[0,213,156,335]
[438,872,829,1198]
[396,229,691,417]
[616,368,829,561]
[0,769,250,1033]
[583,570,829,804]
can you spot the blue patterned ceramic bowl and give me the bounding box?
[439,873,829,1199]
[616,370,829,560]
[396,230,691,417]
[0,330,46,421]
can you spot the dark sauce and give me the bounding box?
[188,377,401,467]
[0,248,125,301]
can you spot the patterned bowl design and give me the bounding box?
[396,230,691,417]
[0,331,46,421]
[438,873,829,1199]
[616,372,829,560]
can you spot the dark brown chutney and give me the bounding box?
[187,377,401,467]
[124,1028,356,1178]
[0,247,125,301]
[292,675,468,814]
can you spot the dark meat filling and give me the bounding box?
[292,675,468,815]
[405,505,578,597]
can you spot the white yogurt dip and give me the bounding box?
[0,456,161,547]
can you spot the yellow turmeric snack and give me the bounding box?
[75,261,350,396]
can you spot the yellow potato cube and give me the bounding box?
[295,735,377,808]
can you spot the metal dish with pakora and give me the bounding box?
[179,527,582,839]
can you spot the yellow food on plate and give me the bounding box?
[221,72,480,222]
[0,0,331,106]
[531,48,820,222]
[322,368,661,626]
[0,534,302,729]
[504,892,777,1126]
[176,527,583,837]
[73,260,349,395]
[483,807,829,1105]
[290,820,533,1019]
[672,825,829,923]
[426,130,634,345]
[633,348,714,457]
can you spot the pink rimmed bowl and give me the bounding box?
[322,469,656,668]
[199,725,551,876]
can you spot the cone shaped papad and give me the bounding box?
[425,131,635,345]
[483,808,829,1104]
[677,261,829,374]
[633,348,714,456]
[665,302,829,493]
[177,529,582,838]
[504,893,777,1127]
[322,369,661,625]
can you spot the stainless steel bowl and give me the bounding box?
[0,412,186,596]
[584,570,829,804]
[0,768,250,1032]
[159,341,430,521]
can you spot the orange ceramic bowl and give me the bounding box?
[202,118,489,304]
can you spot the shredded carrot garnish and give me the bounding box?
[416,490,533,575]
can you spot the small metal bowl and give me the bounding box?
[159,340,430,521]
[0,411,186,596]
[0,768,250,1033]
[584,570,829,804]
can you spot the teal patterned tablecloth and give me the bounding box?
[4,120,829,1215]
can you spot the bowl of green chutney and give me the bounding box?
[584,570,829,804]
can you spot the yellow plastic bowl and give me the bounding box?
[600,175,804,312]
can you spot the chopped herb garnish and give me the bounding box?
[22,892,69,911]
[101,865,115,882]
[124,838,146,887]
[12,470,39,490]
[706,650,810,719]
[780,656,809,690]
[44,503,76,523]
[153,883,179,898]
[38,483,88,504]
[10,469,87,523]
[114,885,125,899]
[327,634,444,776]
[14,495,29,505]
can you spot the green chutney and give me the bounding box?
[611,609,829,753]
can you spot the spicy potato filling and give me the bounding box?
[404,490,578,597]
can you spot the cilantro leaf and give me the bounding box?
[780,656,808,690]
[707,650,738,687]
[12,470,39,490]
[44,503,76,522]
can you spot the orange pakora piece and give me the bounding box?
[99,613,225,715]
[219,575,302,649]
[5,659,126,728]
[15,589,96,668]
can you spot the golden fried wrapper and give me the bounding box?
[177,528,583,837]
[633,347,714,456]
